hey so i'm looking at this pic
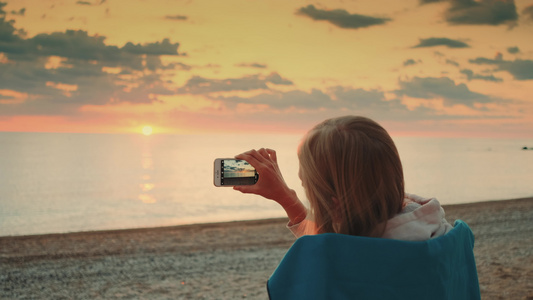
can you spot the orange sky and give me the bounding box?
[1,0,533,137]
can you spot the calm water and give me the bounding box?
[0,132,532,236]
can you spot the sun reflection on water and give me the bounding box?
[139,137,156,204]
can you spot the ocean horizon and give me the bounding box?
[1,131,532,236]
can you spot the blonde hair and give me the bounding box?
[298,116,404,237]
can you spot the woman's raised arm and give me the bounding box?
[233,148,307,225]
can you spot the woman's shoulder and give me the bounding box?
[383,193,453,241]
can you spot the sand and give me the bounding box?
[1,197,532,300]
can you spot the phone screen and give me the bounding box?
[220,159,258,186]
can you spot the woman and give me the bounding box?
[234,115,452,240]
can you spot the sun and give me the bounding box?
[142,126,153,136]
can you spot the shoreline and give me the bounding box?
[1,197,532,299]
[2,196,531,239]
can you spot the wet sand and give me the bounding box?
[1,197,532,299]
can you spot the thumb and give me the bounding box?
[233,185,255,194]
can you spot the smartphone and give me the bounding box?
[213,158,258,187]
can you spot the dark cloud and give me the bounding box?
[0,57,176,116]
[419,0,446,3]
[0,62,109,115]
[497,60,533,80]
[445,0,518,26]
[395,76,493,107]
[236,63,267,69]
[10,8,25,16]
[177,73,293,94]
[0,4,26,44]
[445,59,460,67]
[266,72,293,85]
[216,86,411,114]
[0,9,184,116]
[460,69,503,82]
[507,46,519,54]
[165,15,188,21]
[170,62,192,71]
[469,57,501,65]
[212,86,456,122]
[75,0,106,5]
[403,59,419,66]
[330,87,409,111]
[524,5,533,21]
[217,89,331,110]
[469,57,533,80]
[420,0,518,26]
[32,31,123,60]
[412,37,470,48]
[1,29,180,69]
[122,38,181,56]
[296,5,391,29]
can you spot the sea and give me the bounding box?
[1,132,532,236]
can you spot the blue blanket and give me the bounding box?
[268,220,480,300]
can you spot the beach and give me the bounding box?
[1,198,532,300]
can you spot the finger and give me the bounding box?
[235,151,250,160]
[233,185,257,194]
[244,149,269,165]
[236,153,262,170]
[266,148,277,163]
[235,149,260,163]
[235,149,256,159]
[237,151,271,174]
[257,148,270,159]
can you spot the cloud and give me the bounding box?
[469,57,533,80]
[1,29,181,69]
[296,5,391,29]
[445,59,460,67]
[412,37,469,48]
[496,60,533,80]
[468,57,501,65]
[218,89,331,110]
[445,0,518,26]
[419,0,446,3]
[507,46,519,54]
[216,86,412,114]
[395,76,493,107]
[121,38,181,56]
[211,85,466,123]
[0,6,181,64]
[0,10,184,116]
[403,59,420,66]
[75,0,106,6]
[10,8,25,16]
[460,69,503,82]
[0,58,176,116]
[522,5,533,21]
[420,0,519,26]
[177,73,293,94]
[235,63,267,69]
[330,87,409,111]
[165,15,188,21]
[266,72,293,85]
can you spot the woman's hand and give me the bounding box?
[233,148,289,201]
[233,148,307,224]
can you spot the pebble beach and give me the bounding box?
[1,197,532,299]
